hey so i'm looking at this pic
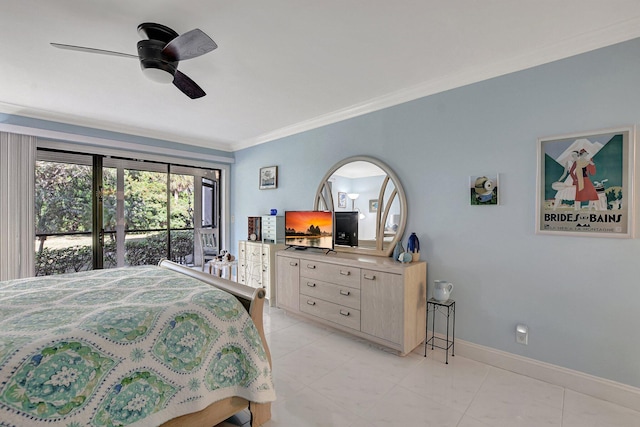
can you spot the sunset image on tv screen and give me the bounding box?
[285,211,333,235]
[285,211,334,249]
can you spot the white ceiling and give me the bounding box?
[2,1,640,153]
[334,161,385,179]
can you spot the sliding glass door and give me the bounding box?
[35,152,94,275]
[125,164,170,266]
[36,149,221,275]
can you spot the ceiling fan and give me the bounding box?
[51,22,217,99]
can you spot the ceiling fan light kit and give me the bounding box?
[51,22,217,99]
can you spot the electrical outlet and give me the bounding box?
[231,215,235,223]
[516,333,528,345]
[516,324,528,345]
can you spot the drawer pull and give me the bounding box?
[307,264,316,269]
[339,290,350,296]
[307,300,316,306]
[339,309,350,317]
[340,270,351,276]
[306,282,316,287]
[289,262,298,266]
[363,274,376,280]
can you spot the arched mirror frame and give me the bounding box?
[313,155,407,257]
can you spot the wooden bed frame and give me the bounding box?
[158,260,272,427]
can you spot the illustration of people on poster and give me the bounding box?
[538,128,632,237]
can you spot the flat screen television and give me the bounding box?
[285,211,334,251]
[334,211,358,247]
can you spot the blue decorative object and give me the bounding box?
[270,209,277,215]
[407,233,419,252]
[392,241,404,261]
[399,252,412,263]
[407,232,420,262]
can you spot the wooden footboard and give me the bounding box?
[158,260,272,426]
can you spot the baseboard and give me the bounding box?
[450,337,640,412]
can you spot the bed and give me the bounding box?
[0,260,275,427]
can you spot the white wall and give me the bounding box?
[231,38,640,388]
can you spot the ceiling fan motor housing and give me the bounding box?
[51,22,212,98]
[137,39,177,83]
[137,22,179,44]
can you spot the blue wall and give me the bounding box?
[232,38,640,388]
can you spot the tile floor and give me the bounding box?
[219,307,640,427]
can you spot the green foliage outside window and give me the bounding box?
[35,161,197,276]
[35,231,194,276]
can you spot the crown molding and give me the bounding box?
[233,17,640,151]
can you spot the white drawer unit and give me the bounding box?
[261,215,284,243]
[276,250,427,355]
[238,240,284,306]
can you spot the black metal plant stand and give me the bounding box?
[424,298,455,364]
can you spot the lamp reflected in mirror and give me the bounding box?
[347,193,359,210]
[347,193,365,219]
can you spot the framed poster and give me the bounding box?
[470,174,499,205]
[369,199,378,212]
[259,166,277,190]
[337,192,347,208]
[536,127,635,237]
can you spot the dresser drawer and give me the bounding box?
[248,271,265,287]
[238,240,247,259]
[261,215,278,228]
[300,278,360,310]
[242,259,268,271]
[245,246,265,263]
[299,295,360,331]
[300,262,360,289]
[240,261,268,283]
[262,222,278,234]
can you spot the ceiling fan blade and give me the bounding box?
[173,70,206,99]
[51,43,138,59]
[162,29,217,61]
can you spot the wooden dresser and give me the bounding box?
[238,240,285,306]
[276,250,427,355]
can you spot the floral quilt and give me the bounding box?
[0,266,275,427]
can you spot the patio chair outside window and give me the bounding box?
[198,228,219,271]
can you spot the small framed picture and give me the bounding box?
[470,174,499,205]
[259,166,278,190]
[338,192,347,208]
[369,199,379,212]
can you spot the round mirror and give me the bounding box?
[314,156,407,257]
